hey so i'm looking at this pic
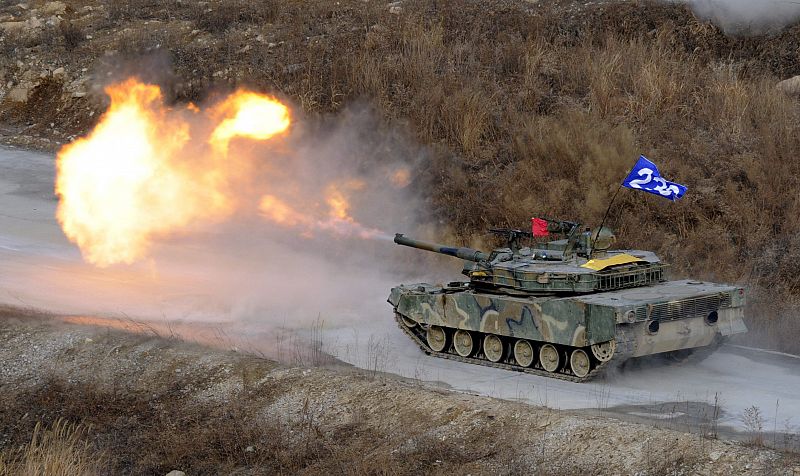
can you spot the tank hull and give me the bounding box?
[388,280,747,381]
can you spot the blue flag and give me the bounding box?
[622,155,686,201]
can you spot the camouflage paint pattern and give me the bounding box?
[389,280,747,355]
[391,284,613,347]
[391,232,747,358]
[466,257,665,294]
[393,233,666,294]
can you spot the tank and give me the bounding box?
[388,221,747,381]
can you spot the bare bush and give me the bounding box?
[193,0,278,34]
[59,22,83,51]
[743,405,766,446]
[642,438,704,476]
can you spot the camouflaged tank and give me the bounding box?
[388,221,747,382]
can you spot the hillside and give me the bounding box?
[3,0,800,353]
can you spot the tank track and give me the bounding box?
[394,312,629,383]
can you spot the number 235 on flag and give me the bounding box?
[622,155,687,201]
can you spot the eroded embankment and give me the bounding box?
[0,310,798,475]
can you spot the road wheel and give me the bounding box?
[513,339,535,367]
[426,325,448,352]
[570,348,591,378]
[590,340,616,362]
[453,330,474,357]
[483,334,504,362]
[400,315,417,328]
[539,344,560,372]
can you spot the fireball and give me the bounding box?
[56,80,198,266]
[209,91,291,156]
[55,79,292,267]
[56,78,388,267]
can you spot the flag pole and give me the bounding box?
[591,185,623,251]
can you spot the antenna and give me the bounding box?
[591,185,623,251]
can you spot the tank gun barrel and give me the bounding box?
[394,234,489,262]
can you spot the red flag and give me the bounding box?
[531,218,549,237]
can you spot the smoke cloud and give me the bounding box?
[0,99,453,362]
[681,0,800,35]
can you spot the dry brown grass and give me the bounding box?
[0,375,576,475]
[0,419,105,476]
[2,0,800,351]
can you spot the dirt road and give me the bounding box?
[1,146,799,440]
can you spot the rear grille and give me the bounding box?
[634,293,731,322]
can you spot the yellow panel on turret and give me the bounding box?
[581,253,645,271]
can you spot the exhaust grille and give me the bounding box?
[634,293,732,322]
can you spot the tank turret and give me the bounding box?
[394,224,664,295]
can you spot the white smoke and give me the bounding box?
[681,0,800,34]
[0,104,444,362]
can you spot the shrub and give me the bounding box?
[60,22,83,50]
[193,0,278,34]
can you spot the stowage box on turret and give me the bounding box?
[388,221,747,381]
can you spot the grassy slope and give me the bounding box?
[2,0,800,350]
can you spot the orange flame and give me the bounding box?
[57,80,204,266]
[209,91,290,156]
[325,180,364,220]
[320,183,386,239]
[389,168,411,188]
[56,79,292,267]
[258,195,311,228]
[57,78,389,267]
[257,181,386,240]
